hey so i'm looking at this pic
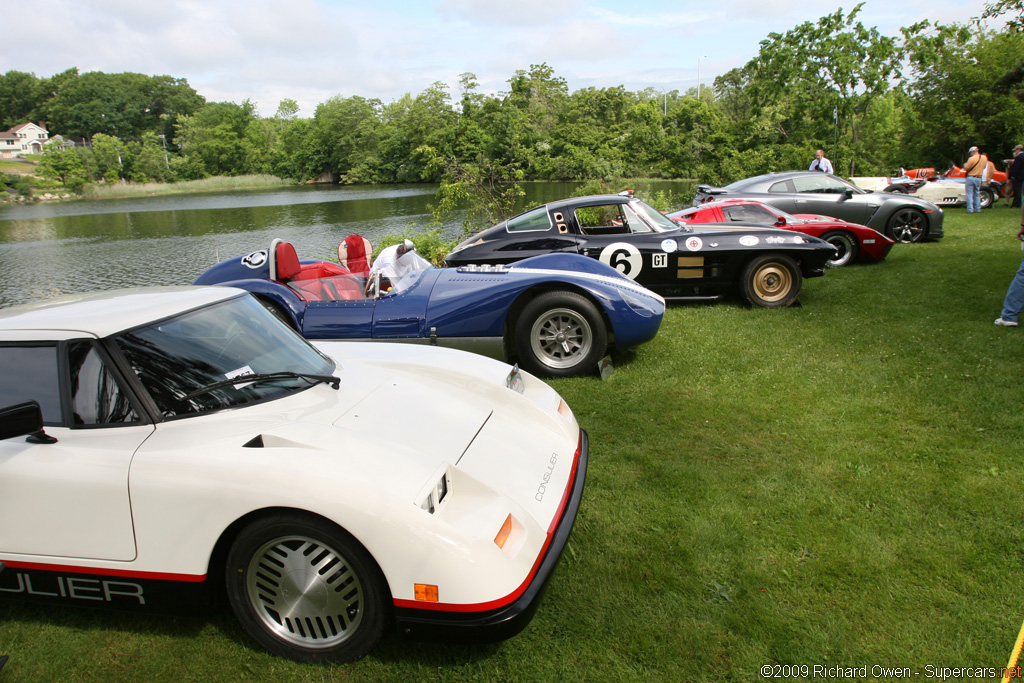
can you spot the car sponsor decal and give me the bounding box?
[685,237,703,252]
[661,238,678,253]
[710,243,719,247]
[792,236,805,244]
[765,236,785,244]
[242,250,268,268]
[652,253,668,268]
[598,242,643,280]
[739,236,759,246]
[864,239,875,244]
[677,256,704,279]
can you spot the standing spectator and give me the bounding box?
[809,149,833,174]
[963,146,987,213]
[1009,144,1024,208]
[994,208,1024,326]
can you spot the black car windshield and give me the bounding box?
[114,295,335,418]
[631,200,683,233]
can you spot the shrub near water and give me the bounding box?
[0,208,1022,682]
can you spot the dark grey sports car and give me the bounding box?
[693,171,944,243]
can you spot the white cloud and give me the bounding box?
[436,0,584,25]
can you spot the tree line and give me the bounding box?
[2,3,1021,194]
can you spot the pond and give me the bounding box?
[0,180,691,308]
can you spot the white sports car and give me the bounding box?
[0,287,587,662]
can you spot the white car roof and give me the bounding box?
[0,286,244,338]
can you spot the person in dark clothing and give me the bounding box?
[1009,145,1024,209]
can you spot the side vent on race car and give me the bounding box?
[243,435,264,448]
[417,468,451,514]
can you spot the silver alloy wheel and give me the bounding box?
[980,188,995,209]
[887,208,926,243]
[528,307,593,370]
[823,232,856,267]
[244,535,365,650]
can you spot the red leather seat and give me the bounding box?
[275,241,364,301]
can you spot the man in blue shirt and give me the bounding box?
[809,149,834,174]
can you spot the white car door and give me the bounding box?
[0,340,152,561]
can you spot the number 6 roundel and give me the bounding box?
[598,242,642,280]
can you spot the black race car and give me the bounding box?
[444,193,837,308]
[693,171,945,243]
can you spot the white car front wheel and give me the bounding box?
[225,513,388,662]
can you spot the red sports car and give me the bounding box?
[667,199,895,268]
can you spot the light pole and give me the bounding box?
[697,55,707,100]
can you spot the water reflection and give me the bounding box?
[0,180,689,308]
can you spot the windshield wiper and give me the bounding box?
[181,372,340,402]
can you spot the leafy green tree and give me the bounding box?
[739,3,904,174]
[129,132,172,182]
[307,95,382,182]
[981,0,1024,30]
[902,23,1024,165]
[89,133,126,181]
[35,146,88,187]
[421,146,524,234]
[174,100,258,176]
[0,71,42,129]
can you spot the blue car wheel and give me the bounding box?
[514,291,608,377]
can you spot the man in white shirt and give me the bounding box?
[371,239,417,282]
[809,149,834,174]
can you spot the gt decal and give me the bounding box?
[661,239,678,253]
[685,237,703,252]
[598,242,642,280]
[241,250,268,268]
[652,253,668,268]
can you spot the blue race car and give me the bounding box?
[193,239,665,377]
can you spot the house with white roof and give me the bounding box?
[0,122,49,159]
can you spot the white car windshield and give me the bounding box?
[114,295,335,418]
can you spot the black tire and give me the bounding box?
[885,208,927,243]
[883,184,909,194]
[739,254,802,308]
[980,187,996,209]
[820,231,858,267]
[513,290,608,377]
[225,513,388,663]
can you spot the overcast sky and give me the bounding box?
[3,0,990,117]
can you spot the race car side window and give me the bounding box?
[506,207,552,233]
[722,205,776,223]
[67,341,140,426]
[0,344,62,424]
[576,204,637,235]
[768,180,795,193]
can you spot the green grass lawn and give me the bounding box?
[2,207,1023,682]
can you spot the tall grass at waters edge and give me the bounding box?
[1,207,1023,682]
[81,174,292,199]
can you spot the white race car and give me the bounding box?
[851,175,1000,209]
[0,287,587,662]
